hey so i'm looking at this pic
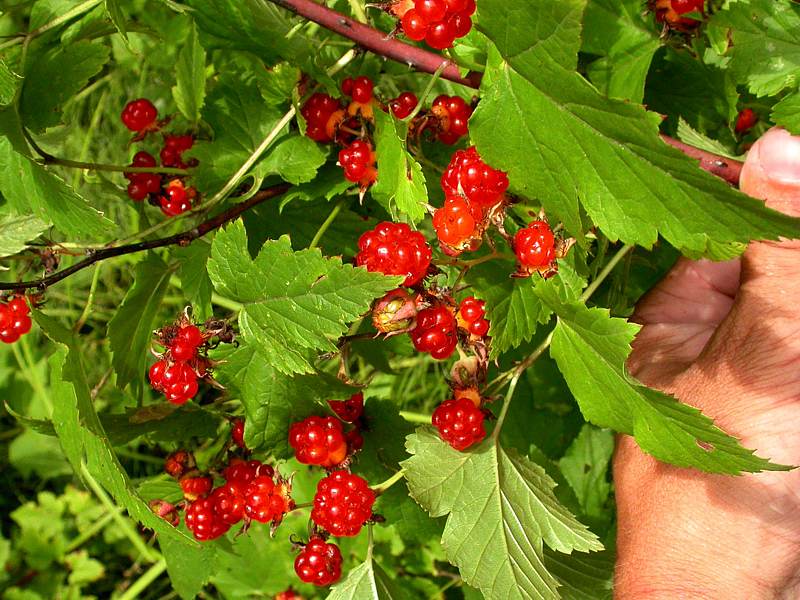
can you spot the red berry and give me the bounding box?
[170,325,203,360]
[409,305,458,359]
[341,77,355,97]
[244,474,292,523]
[371,288,418,333]
[735,108,758,134]
[425,20,456,49]
[231,418,247,450]
[432,397,486,450]
[389,92,418,119]
[339,140,377,186]
[127,180,149,201]
[148,359,167,388]
[328,392,364,423]
[8,296,29,316]
[180,474,213,501]
[351,76,374,104]
[164,450,193,479]
[160,134,195,168]
[433,195,480,247]
[445,0,469,11]
[431,95,473,145]
[356,222,432,287]
[294,537,343,586]
[185,497,230,541]
[514,220,556,270]
[301,93,344,143]
[311,471,375,537]
[449,12,472,37]
[441,147,508,209]
[275,588,304,600]
[345,428,364,452]
[401,9,429,41]
[223,459,270,492]
[415,0,447,22]
[653,0,704,28]
[211,482,247,525]
[159,180,194,217]
[458,296,490,337]
[156,361,199,405]
[288,416,348,467]
[121,98,158,132]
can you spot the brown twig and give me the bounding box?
[0,184,292,292]
[267,0,744,186]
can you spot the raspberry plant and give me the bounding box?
[0,0,799,598]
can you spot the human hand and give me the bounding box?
[614,128,800,599]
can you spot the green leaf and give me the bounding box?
[0,59,21,105]
[34,312,196,547]
[676,119,739,160]
[64,551,105,586]
[174,240,214,320]
[0,213,49,258]
[327,555,409,600]
[772,91,800,135]
[372,108,428,223]
[472,0,800,257]
[214,342,357,455]
[207,221,401,374]
[21,40,109,131]
[710,0,800,97]
[104,0,127,39]
[403,429,602,599]
[539,298,787,474]
[160,534,218,600]
[172,21,207,123]
[543,548,614,600]
[108,253,172,391]
[258,134,328,185]
[582,0,660,102]
[558,425,613,521]
[0,138,114,239]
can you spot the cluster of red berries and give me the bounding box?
[339,140,378,187]
[0,296,32,344]
[356,221,432,287]
[389,92,472,146]
[148,316,232,405]
[457,296,489,337]
[410,304,459,359]
[433,146,509,255]
[432,388,488,451]
[735,108,758,134]
[513,220,558,278]
[287,392,376,586]
[120,99,198,217]
[392,0,476,49]
[652,0,705,31]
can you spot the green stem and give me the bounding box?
[491,370,521,441]
[46,156,189,176]
[0,0,102,51]
[80,464,161,563]
[14,337,52,416]
[308,200,344,250]
[579,244,634,303]
[347,0,368,23]
[399,410,431,424]
[403,62,448,124]
[65,509,119,553]
[166,276,243,312]
[74,263,102,332]
[73,89,109,188]
[117,559,167,600]
[371,469,405,495]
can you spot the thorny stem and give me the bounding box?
[0,184,291,291]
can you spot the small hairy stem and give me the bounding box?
[116,559,167,600]
[0,184,291,292]
[308,199,346,249]
[372,469,406,495]
[399,410,432,424]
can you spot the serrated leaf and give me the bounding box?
[472,0,800,257]
[174,240,214,320]
[214,342,357,455]
[172,21,206,123]
[772,91,800,135]
[676,119,740,160]
[327,555,408,600]
[543,548,614,600]
[0,138,114,239]
[464,256,586,359]
[0,59,21,105]
[403,429,602,599]
[105,0,127,39]
[710,0,800,97]
[537,296,787,474]
[582,0,660,102]
[21,40,109,131]
[160,534,218,600]
[208,221,401,374]
[558,425,613,521]
[259,134,327,185]
[108,253,172,391]
[0,213,49,257]
[34,312,196,547]
[372,108,427,223]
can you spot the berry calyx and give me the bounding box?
[514,220,556,274]
[338,140,378,187]
[294,537,343,586]
[432,195,482,250]
[389,92,418,119]
[328,392,364,423]
[409,304,458,360]
[288,416,348,467]
[371,288,419,333]
[356,222,432,287]
[457,296,490,337]
[121,98,158,132]
[301,93,345,143]
[441,147,509,209]
[735,108,758,134]
[185,497,230,541]
[430,95,472,144]
[432,397,486,450]
[311,471,375,537]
